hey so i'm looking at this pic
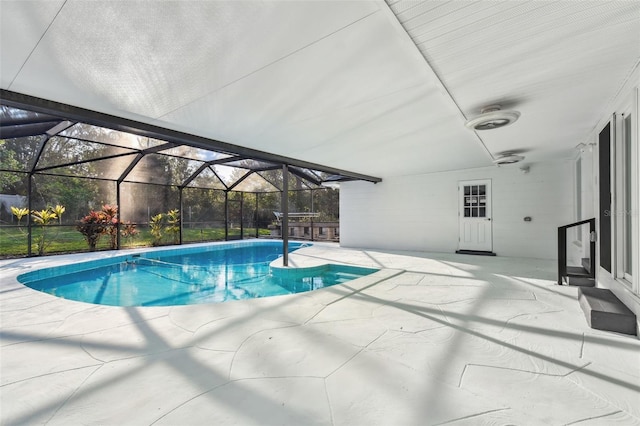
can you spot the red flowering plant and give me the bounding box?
[101,204,119,250]
[77,204,131,251]
[77,210,108,251]
[120,221,139,245]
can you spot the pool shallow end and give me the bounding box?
[270,263,379,280]
[268,252,402,291]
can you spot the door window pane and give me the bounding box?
[463,184,489,218]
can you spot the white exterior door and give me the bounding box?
[459,179,492,252]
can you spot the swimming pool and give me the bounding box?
[17,241,378,307]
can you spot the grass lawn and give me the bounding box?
[0,225,271,257]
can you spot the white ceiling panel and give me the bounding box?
[7,1,379,117]
[157,7,488,177]
[0,0,65,88]
[2,0,639,180]
[394,0,640,163]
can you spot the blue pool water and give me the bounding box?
[17,241,378,307]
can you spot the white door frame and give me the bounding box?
[458,179,493,252]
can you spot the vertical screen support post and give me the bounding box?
[282,165,289,267]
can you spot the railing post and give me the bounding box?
[558,226,566,285]
[589,218,596,279]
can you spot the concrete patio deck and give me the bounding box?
[1,243,639,425]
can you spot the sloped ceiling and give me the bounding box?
[1,1,639,180]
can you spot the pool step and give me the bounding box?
[578,287,637,335]
[335,272,365,279]
[334,272,367,283]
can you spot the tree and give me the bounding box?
[314,187,340,221]
[33,175,100,222]
[0,140,21,191]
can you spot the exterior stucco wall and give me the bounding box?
[340,161,573,260]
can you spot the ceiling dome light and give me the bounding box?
[465,105,520,130]
[493,152,525,165]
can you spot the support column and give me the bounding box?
[310,189,314,242]
[27,136,49,257]
[27,174,33,256]
[255,193,259,239]
[178,187,183,245]
[282,165,289,267]
[224,191,229,241]
[116,181,121,249]
[240,192,244,240]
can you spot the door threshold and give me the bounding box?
[456,250,497,256]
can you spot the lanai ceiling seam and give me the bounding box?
[5,0,67,91]
[382,0,498,162]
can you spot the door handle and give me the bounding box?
[486,218,491,221]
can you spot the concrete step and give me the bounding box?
[564,276,595,287]
[567,266,590,277]
[456,250,497,256]
[578,287,637,335]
